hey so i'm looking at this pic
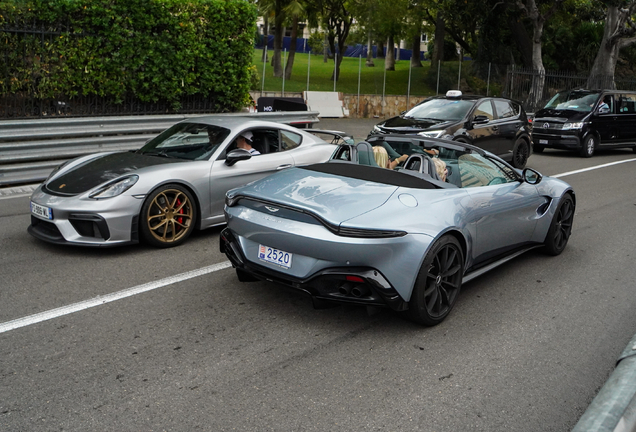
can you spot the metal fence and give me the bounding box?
[503,67,636,112]
[0,93,225,119]
[0,111,319,187]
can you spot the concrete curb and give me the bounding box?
[571,332,636,431]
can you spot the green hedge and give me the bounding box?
[0,0,257,112]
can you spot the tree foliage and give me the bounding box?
[0,0,257,111]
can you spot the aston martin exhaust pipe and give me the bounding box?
[338,282,354,295]
[351,284,370,298]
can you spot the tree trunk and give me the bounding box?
[587,6,636,89]
[323,33,329,63]
[431,12,445,64]
[507,13,532,68]
[272,0,283,78]
[377,40,385,59]
[411,33,422,68]
[520,0,547,111]
[328,33,340,81]
[366,30,375,67]
[284,16,298,80]
[261,14,269,63]
[385,35,395,70]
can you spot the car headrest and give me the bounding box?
[404,154,439,180]
[355,141,379,167]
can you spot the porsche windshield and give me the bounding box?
[405,99,474,121]
[543,90,600,113]
[139,123,230,160]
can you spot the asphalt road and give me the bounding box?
[1,121,636,431]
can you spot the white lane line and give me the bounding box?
[0,261,232,334]
[552,158,636,178]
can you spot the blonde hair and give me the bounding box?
[372,146,390,168]
[432,157,447,181]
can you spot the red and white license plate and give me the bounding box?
[258,244,292,269]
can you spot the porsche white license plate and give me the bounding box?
[539,139,548,144]
[31,201,53,220]
[258,244,292,269]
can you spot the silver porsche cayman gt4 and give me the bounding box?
[28,117,350,247]
[220,135,576,326]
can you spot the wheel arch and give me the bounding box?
[140,181,203,230]
[440,228,469,268]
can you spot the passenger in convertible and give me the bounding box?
[372,146,408,169]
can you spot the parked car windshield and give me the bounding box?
[139,123,231,160]
[404,99,474,121]
[543,90,600,113]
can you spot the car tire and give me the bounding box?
[542,194,575,256]
[512,137,530,169]
[579,135,596,158]
[533,144,544,153]
[407,235,464,326]
[140,184,197,248]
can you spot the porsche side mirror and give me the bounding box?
[225,149,252,166]
[522,168,542,184]
[473,115,490,125]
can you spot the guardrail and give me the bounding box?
[571,332,636,432]
[0,111,319,187]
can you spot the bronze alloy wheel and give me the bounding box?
[141,185,196,248]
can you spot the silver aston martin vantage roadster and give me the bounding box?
[220,135,576,326]
[28,117,350,247]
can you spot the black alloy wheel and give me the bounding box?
[543,194,575,256]
[407,235,464,326]
[140,184,197,248]
[512,137,530,169]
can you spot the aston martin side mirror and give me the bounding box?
[522,168,542,185]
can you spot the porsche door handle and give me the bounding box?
[480,202,492,208]
[277,164,292,170]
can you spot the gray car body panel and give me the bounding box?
[28,117,339,246]
[224,157,574,303]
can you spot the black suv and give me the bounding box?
[369,91,532,168]
[532,89,636,158]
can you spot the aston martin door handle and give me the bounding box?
[277,164,292,170]
[480,202,492,208]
